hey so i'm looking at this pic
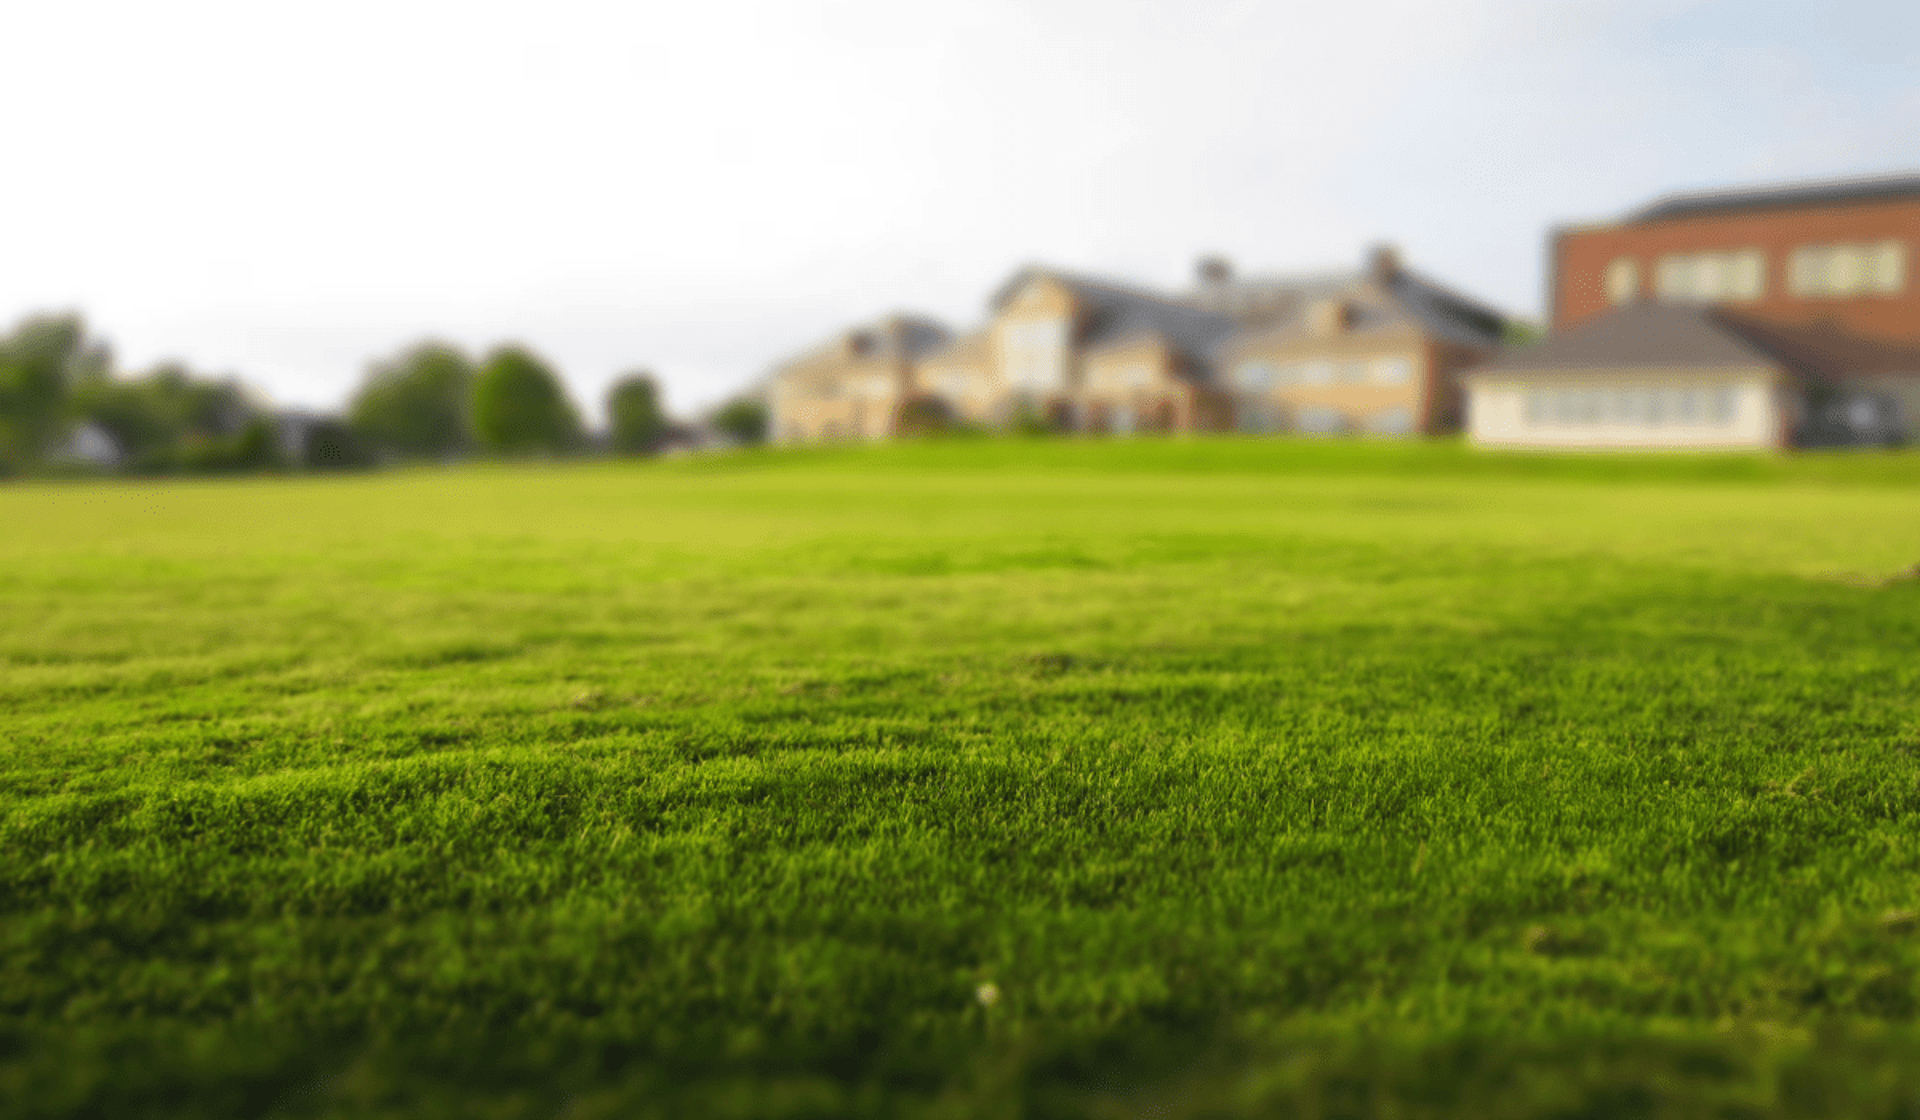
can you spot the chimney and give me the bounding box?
[1368,243,1403,284]
[1195,255,1234,286]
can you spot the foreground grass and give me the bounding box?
[5,439,1920,1118]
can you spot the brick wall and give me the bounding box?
[1552,197,1920,344]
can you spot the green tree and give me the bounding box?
[180,417,286,474]
[605,371,667,455]
[470,345,583,456]
[0,313,100,468]
[70,364,260,473]
[179,376,254,439]
[710,396,768,446]
[348,342,475,461]
[70,376,176,467]
[304,418,374,471]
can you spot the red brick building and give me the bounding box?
[1551,174,1920,344]
[1464,175,1920,450]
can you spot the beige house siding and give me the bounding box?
[1076,339,1198,434]
[772,355,909,444]
[913,332,1001,425]
[1224,328,1433,436]
[1465,367,1788,450]
[993,276,1080,408]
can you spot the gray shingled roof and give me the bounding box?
[859,314,953,360]
[1188,265,1507,350]
[991,266,1242,376]
[1625,172,1920,224]
[1380,268,1508,347]
[770,312,954,377]
[1467,302,1786,376]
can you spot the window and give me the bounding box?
[1790,240,1907,297]
[1604,257,1640,304]
[1526,383,1737,428]
[1654,249,1766,302]
[1828,245,1866,296]
[1572,389,1603,424]
[1234,360,1276,390]
[1871,241,1907,292]
[1002,318,1068,390]
[1372,356,1413,385]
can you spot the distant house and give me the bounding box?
[768,315,953,444]
[952,265,1240,434]
[1471,173,1920,450]
[768,247,1510,442]
[1210,247,1507,437]
[1464,302,1920,450]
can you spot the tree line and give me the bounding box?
[0,312,768,477]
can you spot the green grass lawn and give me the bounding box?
[5,439,1920,1118]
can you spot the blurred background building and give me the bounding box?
[768,247,1509,443]
[1465,173,1920,450]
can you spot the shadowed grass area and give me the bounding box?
[4,439,1920,1117]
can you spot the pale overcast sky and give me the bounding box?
[5,0,1918,421]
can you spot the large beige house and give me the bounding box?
[766,248,1510,442]
[1211,248,1506,436]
